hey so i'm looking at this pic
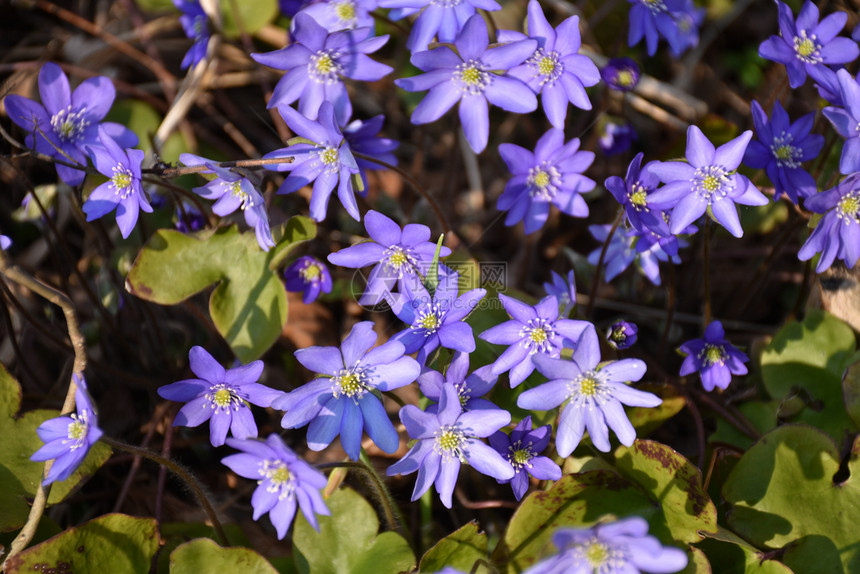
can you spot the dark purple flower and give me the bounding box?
[327,210,451,305]
[158,346,283,447]
[488,416,561,500]
[251,14,392,124]
[4,62,138,185]
[607,320,638,350]
[587,224,685,287]
[222,434,330,538]
[263,102,361,222]
[395,15,537,153]
[284,256,333,304]
[342,114,399,190]
[679,320,748,391]
[378,0,500,53]
[497,127,595,234]
[417,351,498,412]
[598,121,637,157]
[542,269,576,317]
[81,127,152,239]
[758,0,859,89]
[274,321,420,460]
[798,172,860,272]
[174,0,210,69]
[300,0,377,32]
[518,326,659,456]
[601,57,640,91]
[605,152,669,235]
[524,517,688,574]
[386,384,513,508]
[31,375,103,485]
[479,293,590,388]
[823,69,860,175]
[627,0,684,57]
[744,99,824,203]
[647,125,767,238]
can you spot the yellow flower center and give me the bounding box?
[616,69,634,86]
[630,185,648,207]
[419,313,439,330]
[67,420,86,440]
[320,147,339,165]
[838,193,860,220]
[301,262,322,281]
[437,429,462,453]
[461,66,481,85]
[702,175,720,192]
[532,170,551,189]
[774,146,793,160]
[269,466,291,485]
[315,53,336,74]
[580,376,598,396]
[538,56,556,76]
[704,344,725,365]
[389,249,407,268]
[112,172,131,189]
[212,388,233,408]
[512,448,532,466]
[796,37,815,58]
[585,541,610,567]
[338,372,362,395]
[529,327,548,344]
[335,0,356,22]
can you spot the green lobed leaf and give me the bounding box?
[759,310,858,440]
[220,0,279,37]
[627,384,686,437]
[4,514,158,574]
[169,538,279,574]
[723,424,860,573]
[842,360,860,429]
[681,547,712,574]
[699,527,793,573]
[126,218,315,362]
[419,521,489,574]
[293,487,415,574]
[156,522,249,573]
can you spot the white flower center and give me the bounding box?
[414,304,444,335]
[434,425,465,461]
[837,190,860,224]
[519,318,557,355]
[65,411,90,449]
[300,261,323,282]
[50,106,90,142]
[332,366,371,400]
[770,132,801,168]
[691,165,733,204]
[455,60,490,95]
[527,163,561,200]
[259,459,295,501]
[793,30,822,64]
[308,49,343,83]
[333,0,357,26]
[700,343,726,366]
[222,180,254,210]
[528,48,563,86]
[628,182,650,210]
[205,383,244,413]
[568,370,611,403]
[382,245,418,278]
[111,165,135,199]
[507,440,535,470]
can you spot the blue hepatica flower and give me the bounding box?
[251,13,392,124]
[744,100,824,204]
[390,271,486,364]
[627,0,685,57]
[647,125,768,238]
[81,127,152,239]
[284,256,333,304]
[0,235,10,250]
[542,269,576,318]
[174,0,209,69]
[221,434,330,538]
[264,102,361,222]
[823,69,860,175]
[378,0,500,53]
[4,62,138,185]
[606,152,669,235]
[504,0,600,129]
[523,517,688,574]
[798,172,860,273]
[328,209,451,305]
[386,384,513,508]
[587,224,685,287]
[758,0,859,89]
[497,128,596,234]
[488,416,561,501]
[396,14,537,153]
[518,326,660,456]
[601,57,640,92]
[598,121,637,157]
[179,153,275,251]
[31,375,103,485]
[608,320,639,350]
[479,293,591,388]
[158,347,284,447]
[417,351,498,412]
[299,0,377,32]
[342,114,399,190]
[274,321,420,460]
[679,320,748,392]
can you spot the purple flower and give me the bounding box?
[285,256,333,304]
[263,102,361,222]
[798,172,860,272]
[823,69,860,175]
[251,14,392,124]
[0,235,11,250]
[4,62,138,185]
[158,347,283,447]
[518,326,659,456]
[601,57,640,91]
[327,210,451,305]
[342,114,399,190]
[679,320,748,391]
[479,293,590,388]
[523,518,688,574]
[504,0,600,129]
[671,0,705,56]
[390,271,485,364]
[378,0,501,53]
[174,202,206,233]
[744,99,824,203]
[386,384,513,508]
[627,0,685,57]
[598,121,637,157]
[417,351,498,412]
[179,153,275,250]
[174,0,210,69]
[647,125,768,238]
[299,0,377,32]
[81,127,152,239]
[497,128,595,234]
[758,0,858,89]
[395,14,537,153]
[587,224,684,287]
[607,320,638,350]
[31,375,103,485]
[542,269,576,317]
[488,416,561,501]
[274,321,420,460]
[221,434,330,538]
[605,152,669,235]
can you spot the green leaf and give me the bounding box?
[170,538,278,574]
[4,514,158,574]
[126,218,315,362]
[156,522,249,573]
[699,527,793,573]
[759,310,858,440]
[723,425,860,573]
[842,360,860,429]
[0,363,111,531]
[422,234,445,297]
[682,547,712,574]
[293,488,415,574]
[419,521,489,574]
[220,0,279,37]
[105,100,187,163]
[627,384,686,437]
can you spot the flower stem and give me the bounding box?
[586,210,624,319]
[703,217,712,327]
[100,436,228,546]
